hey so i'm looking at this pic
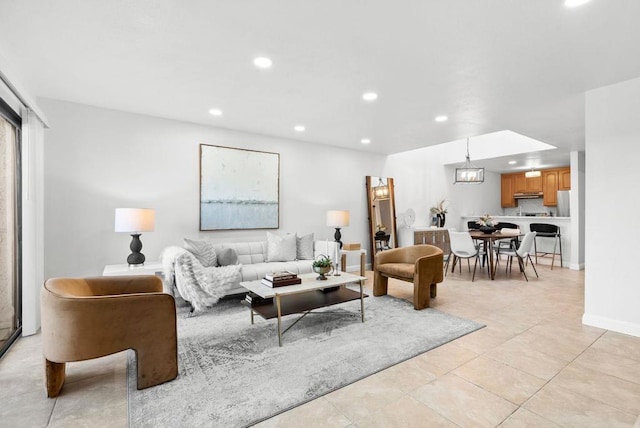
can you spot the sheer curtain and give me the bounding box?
[0,115,18,353]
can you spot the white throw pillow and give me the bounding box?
[296,233,314,260]
[266,232,297,262]
[184,238,218,267]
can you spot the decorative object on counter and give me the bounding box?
[115,208,155,266]
[476,214,496,234]
[454,138,484,184]
[312,254,333,280]
[398,208,416,228]
[430,199,449,228]
[326,210,350,250]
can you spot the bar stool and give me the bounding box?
[529,223,562,269]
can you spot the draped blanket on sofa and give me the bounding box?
[160,246,242,312]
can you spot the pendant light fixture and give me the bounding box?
[525,169,541,178]
[454,138,484,184]
[373,177,389,199]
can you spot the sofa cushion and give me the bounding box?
[377,262,415,280]
[183,238,217,267]
[217,248,238,266]
[266,232,297,262]
[296,233,314,260]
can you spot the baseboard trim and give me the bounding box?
[570,262,585,271]
[582,313,640,338]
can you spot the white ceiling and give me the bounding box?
[1,0,639,168]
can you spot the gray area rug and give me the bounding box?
[128,289,484,427]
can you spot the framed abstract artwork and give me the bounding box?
[200,144,280,230]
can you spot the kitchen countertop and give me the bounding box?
[461,215,570,221]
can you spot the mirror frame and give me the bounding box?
[366,176,398,268]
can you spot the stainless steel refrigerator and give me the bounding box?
[557,190,570,217]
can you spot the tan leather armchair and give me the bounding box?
[374,245,444,310]
[41,275,178,397]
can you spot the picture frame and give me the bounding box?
[200,144,280,230]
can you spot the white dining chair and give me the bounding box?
[500,231,539,281]
[445,231,485,282]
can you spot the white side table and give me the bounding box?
[340,249,366,278]
[102,261,163,277]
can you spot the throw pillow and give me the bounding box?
[266,232,297,262]
[217,248,239,266]
[296,233,314,260]
[183,238,217,267]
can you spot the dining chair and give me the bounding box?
[445,231,485,282]
[500,231,539,281]
[467,221,487,267]
[529,223,562,269]
[494,222,520,263]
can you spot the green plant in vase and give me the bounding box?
[312,254,333,280]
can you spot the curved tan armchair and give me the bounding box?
[374,245,444,310]
[41,275,178,397]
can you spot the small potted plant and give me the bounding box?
[312,254,333,280]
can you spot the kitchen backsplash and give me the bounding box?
[503,198,557,216]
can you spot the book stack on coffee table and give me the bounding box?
[245,291,273,307]
[261,271,302,288]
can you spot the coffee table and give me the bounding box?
[240,272,367,346]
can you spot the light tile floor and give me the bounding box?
[2,257,640,427]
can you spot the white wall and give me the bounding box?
[383,144,502,231]
[584,77,640,337]
[40,99,386,278]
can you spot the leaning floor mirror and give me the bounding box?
[365,176,398,266]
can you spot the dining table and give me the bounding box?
[469,230,523,280]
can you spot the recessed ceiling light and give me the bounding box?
[564,0,591,7]
[253,57,273,69]
[361,138,371,144]
[294,125,305,132]
[362,92,378,102]
[508,160,517,165]
[435,115,448,122]
[208,108,222,116]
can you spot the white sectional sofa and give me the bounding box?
[210,240,339,294]
[162,236,340,311]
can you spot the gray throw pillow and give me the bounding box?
[183,238,217,267]
[266,232,297,262]
[296,233,314,260]
[217,248,238,266]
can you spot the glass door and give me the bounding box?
[0,112,21,358]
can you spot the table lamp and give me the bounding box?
[326,210,350,249]
[115,208,155,266]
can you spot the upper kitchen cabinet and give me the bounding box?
[501,174,516,208]
[514,172,542,193]
[558,167,571,190]
[514,173,526,193]
[542,169,559,206]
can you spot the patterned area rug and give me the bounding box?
[128,289,484,427]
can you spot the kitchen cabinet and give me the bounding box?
[513,172,542,193]
[526,175,543,192]
[542,170,558,206]
[514,174,526,193]
[501,174,516,208]
[559,167,571,190]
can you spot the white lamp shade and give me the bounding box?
[326,210,350,227]
[115,208,155,233]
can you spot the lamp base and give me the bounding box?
[127,234,146,266]
[333,228,343,249]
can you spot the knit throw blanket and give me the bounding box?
[160,246,242,312]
